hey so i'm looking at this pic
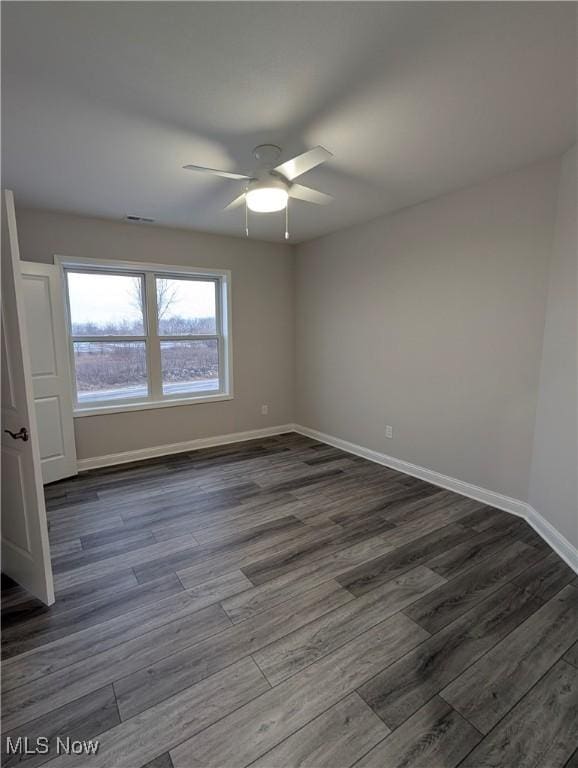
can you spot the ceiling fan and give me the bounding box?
[183,144,333,238]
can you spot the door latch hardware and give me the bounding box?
[4,427,29,442]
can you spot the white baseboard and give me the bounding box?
[294,425,527,515]
[77,424,296,471]
[525,505,578,576]
[294,424,578,574]
[76,420,577,574]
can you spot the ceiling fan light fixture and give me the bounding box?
[246,186,288,213]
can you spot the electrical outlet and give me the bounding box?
[385,425,393,439]
[261,404,269,416]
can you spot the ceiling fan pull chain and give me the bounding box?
[285,199,289,240]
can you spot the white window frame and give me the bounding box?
[55,255,233,417]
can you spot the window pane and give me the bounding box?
[156,278,216,335]
[74,341,148,403]
[67,272,145,336]
[160,340,219,395]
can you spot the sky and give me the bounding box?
[67,272,216,327]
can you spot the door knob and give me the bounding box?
[4,427,29,442]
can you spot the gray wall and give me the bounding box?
[16,209,295,460]
[296,159,561,502]
[529,147,577,547]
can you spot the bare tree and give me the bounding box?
[156,279,178,320]
[128,277,178,322]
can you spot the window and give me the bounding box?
[60,258,231,415]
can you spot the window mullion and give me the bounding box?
[145,272,163,399]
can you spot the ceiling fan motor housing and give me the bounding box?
[252,144,282,166]
[248,174,288,194]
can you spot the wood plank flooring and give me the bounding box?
[2,432,577,768]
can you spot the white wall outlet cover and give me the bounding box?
[261,405,269,415]
[385,425,393,438]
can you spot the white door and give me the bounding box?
[1,190,55,605]
[20,262,77,484]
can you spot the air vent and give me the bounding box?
[125,215,155,223]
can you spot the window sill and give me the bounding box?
[73,393,234,418]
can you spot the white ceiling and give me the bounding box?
[2,2,576,243]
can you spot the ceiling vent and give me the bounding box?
[125,215,155,223]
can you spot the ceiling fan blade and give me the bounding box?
[183,164,251,181]
[224,192,247,210]
[289,183,333,205]
[274,146,333,181]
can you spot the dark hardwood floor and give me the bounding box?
[2,432,577,767]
